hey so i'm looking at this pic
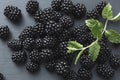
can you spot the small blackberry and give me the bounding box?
[35,38,43,49]
[96,64,115,79]
[79,55,94,69]
[45,20,63,35]
[8,39,23,51]
[12,51,27,64]
[73,3,87,19]
[86,9,99,19]
[40,49,53,62]
[43,35,57,48]
[34,10,44,23]
[59,16,74,28]
[29,49,41,63]
[96,1,107,15]
[45,60,56,72]
[51,0,63,11]
[109,55,120,69]
[61,0,74,14]
[26,0,39,15]
[0,25,9,39]
[55,60,70,75]
[26,61,40,73]
[78,68,92,80]
[4,5,22,22]
[19,26,34,41]
[23,38,35,51]
[0,73,4,80]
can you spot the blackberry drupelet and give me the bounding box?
[34,10,44,23]
[96,64,115,79]
[45,20,63,35]
[45,60,56,72]
[0,73,4,80]
[19,26,34,41]
[61,0,74,14]
[0,25,9,39]
[96,1,107,15]
[8,39,23,51]
[35,38,43,49]
[26,0,39,15]
[73,3,87,19]
[26,61,40,73]
[79,55,94,69]
[29,49,41,63]
[59,16,74,28]
[86,9,99,19]
[4,5,22,22]
[12,51,27,64]
[23,38,35,51]
[51,0,63,11]
[78,68,92,80]
[109,55,120,69]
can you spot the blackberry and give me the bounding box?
[55,60,70,75]
[29,49,41,63]
[79,55,94,69]
[45,60,56,72]
[51,0,63,11]
[40,49,53,62]
[77,68,92,80]
[43,35,57,48]
[35,38,43,49]
[23,38,35,51]
[12,51,27,64]
[4,5,22,22]
[0,73,4,80]
[19,26,34,41]
[64,70,78,80]
[59,16,74,28]
[26,0,39,15]
[0,25,9,39]
[45,20,63,35]
[73,3,87,19]
[86,9,99,19]
[96,1,107,15]
[34,10,44,23]
[8,39,23,51]
[54,12,63,22]
[109,55,120,69]
[96,64,115,79]
[26,61,40,73]
[61,0,74,14]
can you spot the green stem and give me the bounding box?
[102,19,109,34]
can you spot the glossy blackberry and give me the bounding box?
[0,73,4,80]
[23,38,35,51]
[45,60,56,72]
[86,9,99,19]
[64,70,78,80]
[61,0,74,14]
[79,55,94,69]
[12,51,27,64]
[0,25,9,39]
[78,68,92,80]
[109,55,120,69]
[96,1,107,15]
[19,26,34,41]
[26,0,39,15]
[26,61,40,73]
[35,38,43,49]
[96,64,115,79]
[4,5,22,22]
[34,10,44,23]
[51,0,63,11]
[45,20,63,35]
[8,39,23,51]
[59,16,74,28]
[55,60,70,75]
[40,49,53,62]
[73,3,87,19]
[29,49,41,63]
[43,36,57,48]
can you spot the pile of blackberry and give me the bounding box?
[0,0,119,80]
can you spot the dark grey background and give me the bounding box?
[0,0,120,80]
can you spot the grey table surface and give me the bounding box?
[0,0,120,80]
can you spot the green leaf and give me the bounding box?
[85,19,103,39]
[110,12,120,22]
[75,50,84,64]
[102,3,113,20]
[105,29,120,43]
[89,41,100,62]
